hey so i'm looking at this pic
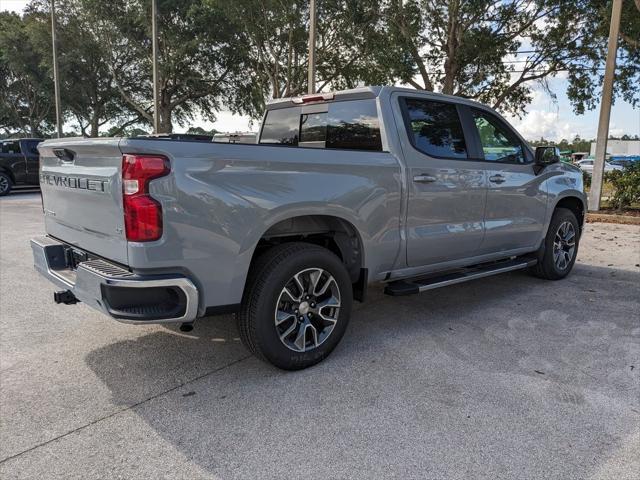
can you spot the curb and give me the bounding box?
[586,212,640,225]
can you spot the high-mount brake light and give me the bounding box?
[122,154,170,242]
[291,92,335,104]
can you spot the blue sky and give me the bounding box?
[3,0,638,140]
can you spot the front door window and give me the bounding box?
[472,110,526,164]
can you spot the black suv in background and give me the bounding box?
[0,138,43,195]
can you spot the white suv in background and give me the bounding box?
[575,158,624,174]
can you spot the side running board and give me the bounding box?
[384,257,537,296]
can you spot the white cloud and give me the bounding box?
[609,127,626,137]
[509,110,577,141]
[0,1,28,13]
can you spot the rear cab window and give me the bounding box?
[259,108,300,145]
[259,99,382,151]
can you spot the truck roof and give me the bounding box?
[266,86,383,110]
[266,85,494,111]
[2,137,44,142]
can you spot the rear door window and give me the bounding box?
[401,98,468,159]
[1,141,21,154]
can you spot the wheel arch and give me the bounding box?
[554,195,586,232]
[246,214,367,301]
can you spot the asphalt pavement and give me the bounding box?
[1,192,639,479]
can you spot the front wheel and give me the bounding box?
[237,243,353,370]
[529,207,580,280]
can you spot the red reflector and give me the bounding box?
[122,154,170,242]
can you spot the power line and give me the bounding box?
[506,67,606,73]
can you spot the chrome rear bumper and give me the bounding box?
[31,236,199,324]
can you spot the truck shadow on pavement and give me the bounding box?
[83,264,639,479]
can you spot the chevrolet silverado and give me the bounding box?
[31,86,586,370]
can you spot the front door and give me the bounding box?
[395,95,488,267]
[469,108,547,254]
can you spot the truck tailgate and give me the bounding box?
[38,138,128,264]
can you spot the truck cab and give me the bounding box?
[0,138,43,195]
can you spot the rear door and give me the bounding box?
[467,108,547,254]
[22,139,41,183]
[394,95,488,267]
[1,140,27,183]
[38,138,129,264]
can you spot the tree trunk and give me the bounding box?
[155,89,173,134]
[90,113,100,137]
[442,1,460,95]
[158,104,172,133]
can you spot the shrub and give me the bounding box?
[604,162,640,210]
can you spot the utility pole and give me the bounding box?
[307,0,317,94]
[151,0,161,133]
[50,0,62,138]
[589,0,622,211]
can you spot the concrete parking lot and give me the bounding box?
[1,192,639,480]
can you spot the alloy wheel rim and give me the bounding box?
[274,268,341,353]
[553,221,576,271]
[0,176,8,193]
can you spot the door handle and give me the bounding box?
[413,174,437,183]
[489,174,506,184]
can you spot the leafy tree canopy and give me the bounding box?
[0,0,637,135]
[0,10,55,136]
[370,0,639,117]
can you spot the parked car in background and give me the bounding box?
[31,86,586,370]
[0,138,43,195]
[575,158,624,174]
[609,159,633,168]
[609,156,640,169]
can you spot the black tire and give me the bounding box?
[0,172,12,196]
[237,242,353,370]
[529,207,580,280]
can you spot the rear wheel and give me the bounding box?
[0,172,12,196]
[237,243,353,370]
[529,207,580,280]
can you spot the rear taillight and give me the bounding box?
[122,154,170,242]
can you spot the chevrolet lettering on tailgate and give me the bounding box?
[40,173,109,193]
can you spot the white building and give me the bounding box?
[590,140,640,156]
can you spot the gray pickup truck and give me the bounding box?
[31,86,586,370]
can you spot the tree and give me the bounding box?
[24,0,138,137]
[76,0,250,133]
[186,126,219,135]
[210,0,394,115]
[566,0,640,113]
[370,0,621,117]
[0,11,55,137]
